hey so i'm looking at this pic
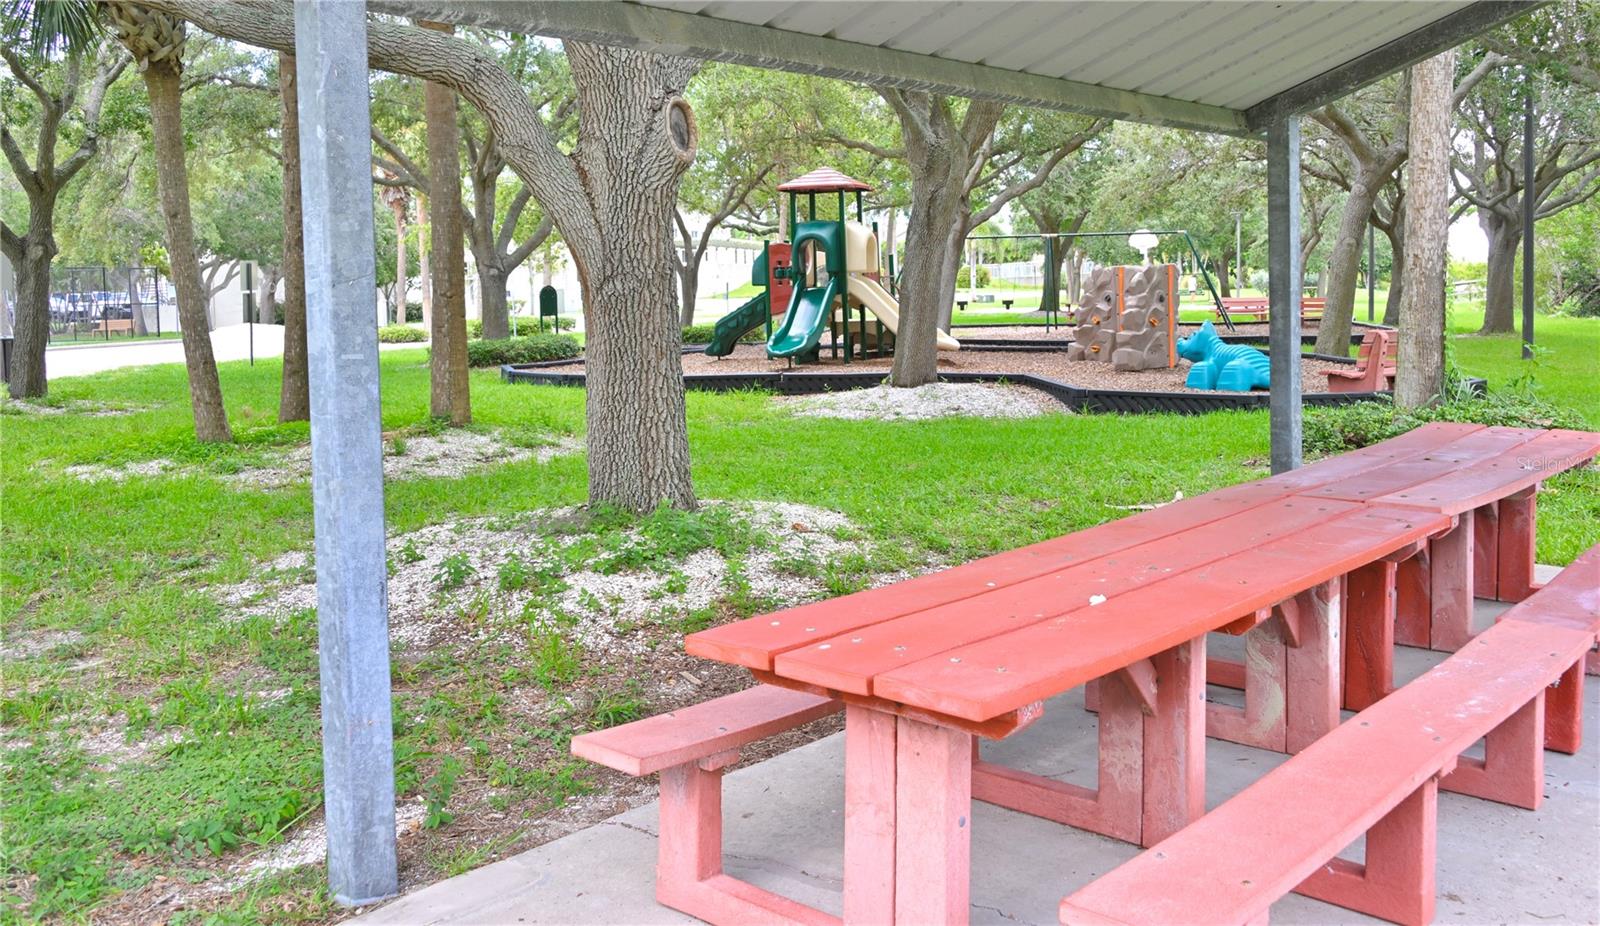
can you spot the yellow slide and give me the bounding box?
[846,274,961,351]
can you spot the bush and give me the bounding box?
[405,302,423,323]
[377,324,425,343]
[1556,267,1600,318]
[466,319,483,339]
[955,266,992,288]
[681,323,766,345]
[464,334,580,367]
[1303,378,1581,458]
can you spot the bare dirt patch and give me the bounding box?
[781,382,1060,421]
[62,459,177,483]
[0,398,150,417]
[228,430,583,490]
[0,627,88,661]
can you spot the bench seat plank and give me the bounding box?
[874,506,1449,722]
[1371,429,1600,515]
[773,498,1358,695]
[570,686,839,777]
[1059,617,1594,926]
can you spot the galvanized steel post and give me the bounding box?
[1266,117,1303,474]
[293,0,398,905]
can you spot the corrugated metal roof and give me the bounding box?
[368,0,1536,134]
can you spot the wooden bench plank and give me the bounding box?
[1298,426,1546,503]
[688,425,1486,673]
[1371,429,1600,515]
[772,498,1358,695]
[873,506,1449,722]
[686,480,1307,671]
[570,686,839,776]
[1058,616,1594,926]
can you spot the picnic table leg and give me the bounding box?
[894,717,972,925]
[1344,560,1397,711]
[1205,618,1287,752]
[1542,661,1584,755]
[1441,692,1543,810]
[1428,513,1475,652]
[1394,546,1432,648]
[844,706,897,925]
[1284,580,1342,753]
[1472,502,1499,600]
[1296,777,1439,926]
[1142,636,1205,847]
[1496,487,1538,602]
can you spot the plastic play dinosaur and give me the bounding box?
[1176,320,1271,391]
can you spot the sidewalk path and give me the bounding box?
[45,324,426,379]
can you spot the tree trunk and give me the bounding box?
[258,263,281,324]
[934,224,965,332]
[478,262,509,338]
[1316,168,1386,356]
[142,54,232,442]
[677,261,698,326]
[391,211,407,327]
[8,205,57,399]
[1396,51,1455,408]
[1478,209,1520,334]
[422,21,470,425]
[418,197,432,332]
[1216,255,1232,298]
[562,44,699,511]
[1381,220,1405,326]
[278,51,310,422]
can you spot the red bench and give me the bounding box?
[570,686,841,924]
[1326,328,1397,392]
[1216,296,1325,323]
[1060,544,1600,926]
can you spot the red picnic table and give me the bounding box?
[671,424,1597,924]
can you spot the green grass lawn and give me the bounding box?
[1,323,1595,922]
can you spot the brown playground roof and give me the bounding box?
[777,167,875,194]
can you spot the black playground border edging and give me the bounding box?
[499,356,1477,416]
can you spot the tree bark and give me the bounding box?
[1396,50,1455,408]
[1315,168,1389,356]
[478,264,509,337]
[677,262,698,327]
[132,31,231,441]
[421,21,470,425]
[1478,209,1521,333]
[418,195,431,331]
[9,208,56,399]
[1381,219,1405,327]
[1216,255,1232,298]
[278,51,309,422]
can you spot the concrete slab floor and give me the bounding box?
[353,571,1599,926]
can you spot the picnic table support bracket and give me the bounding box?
[1439,691,1543,810]
[1294,777,1439,926]
[975,675,1143,845]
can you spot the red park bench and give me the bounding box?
[1326,327,1397,392]
[569,423,1599,925]
[1061,542,1600,926]
[1216,296,1325,323]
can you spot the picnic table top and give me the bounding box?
[684,423,1598,725]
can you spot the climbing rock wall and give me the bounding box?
[1067,264,1177,370]
[1066,267,1119,362]
[1112,264,1177,372]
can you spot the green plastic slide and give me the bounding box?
[766,276,838,359]
[703,292,770,357]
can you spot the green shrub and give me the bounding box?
[681,323,766,345]
[955,266,992,288]
[465,319,483,339]
[1303,377,1581,458]
[464,334,580,367]
[377,324,426,343]
[405,302,423,322]
[1556,267,1600,318]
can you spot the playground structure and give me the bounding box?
[1177,320,1272,391]
[705,168,959,362]
[1064,263,1178,372]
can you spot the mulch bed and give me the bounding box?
[557,344,1346,395]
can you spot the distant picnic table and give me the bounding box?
[576,423,1600,925]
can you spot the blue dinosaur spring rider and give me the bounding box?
[1176,321,1271,391]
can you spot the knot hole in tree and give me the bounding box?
[667,98,697,165]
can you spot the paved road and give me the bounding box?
[45,324,427,379]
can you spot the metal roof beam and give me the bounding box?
[366,0,1251,136]
[1244,0,1540,131]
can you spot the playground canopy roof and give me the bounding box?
[777,167,875,194]
[371,0,1535,137]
